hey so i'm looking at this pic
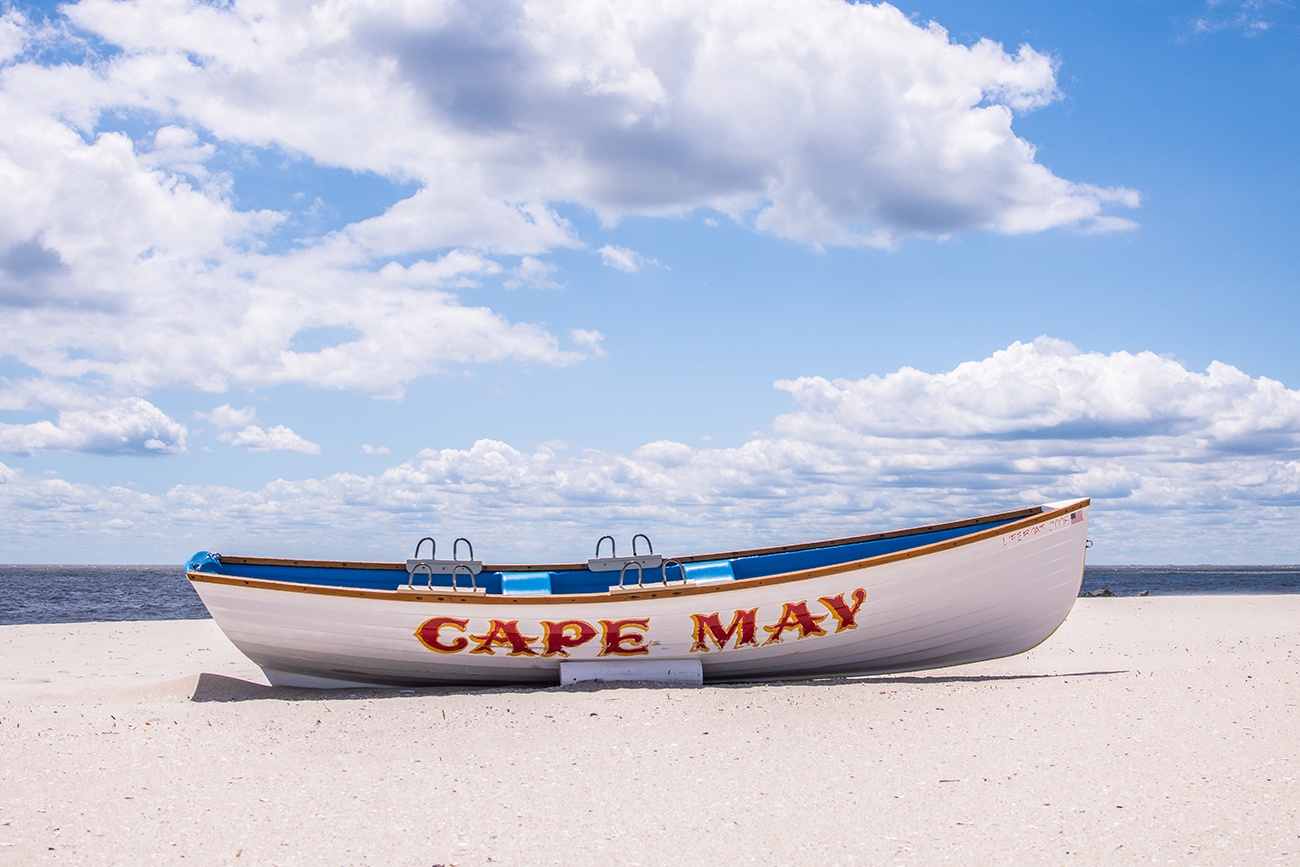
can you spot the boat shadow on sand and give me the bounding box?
[189,669,1128,703]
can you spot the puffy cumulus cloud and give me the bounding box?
[0,14,590,408]
[224,424,321,455]
[0,376,96,414]
[504,255,563,290]
[341,190,579,260]
[0,465,195,562]
[330,0,1137,244]
[19,0,1138,252]
[201,404,321,455]
[772,337,1300,448]
[0,0,1138,414]
[0,134,585,395]
[4,341,1299,563]
[199,404,257,429]
[0,10,27,63]
[0,183,584,399]
[377,251,502,288]
[0,397,186,456]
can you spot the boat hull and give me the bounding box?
[188,501,1089,687]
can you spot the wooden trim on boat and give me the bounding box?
[215,556,408,570]
[189,500,1088,605]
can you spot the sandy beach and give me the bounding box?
[2,596,1296,865]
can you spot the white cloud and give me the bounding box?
[0,0,1139,413]
[568,328,606,357]
[0,17,590,406]
[596,244,652,273]
[199,404,257,429]
[0,397,186,456]
[141,125,216,180]
[3,341,1298,563]
[342,190,580,259]
[10,0,1139,253]
[361,444,391,455]
[504,255,562,290]
[1190,0,1293,36]
[771,337,1300,446]
[0,377,102,414]
[224,424,322,455]
[199,404,321,454]
[0,10,27,63]
[377,250,503,288]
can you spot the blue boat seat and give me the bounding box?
[681,560,735,584]
[499,572,552,596]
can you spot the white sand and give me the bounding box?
[2,597,1297,864]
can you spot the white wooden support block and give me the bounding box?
[560,658,703,686]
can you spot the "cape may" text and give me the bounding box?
[413,587,867,658]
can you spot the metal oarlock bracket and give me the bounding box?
[453,537,474,561]
[619,560,644,588]
[404,535,484,592]
[450,562,478,593]
[613,556,689,590]
[413,536,436,560]
[587,533,663,574]
[594,535,617,559]
[587,534,694,590]
[407,561,435,590]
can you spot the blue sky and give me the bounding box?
[2,0,1298,564]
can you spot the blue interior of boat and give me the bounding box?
[188,514,1023,595]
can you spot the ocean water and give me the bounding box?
[0,565,208,626]
[0,563,1297,626]
[1080,565,1300,598]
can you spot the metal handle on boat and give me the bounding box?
[618,560,645,589]
[662,558,684,584]
[450,562,478,592]
[453,537,474,561]
[589,534,664,572]
[405,535,483,589]
[407,562,435,590]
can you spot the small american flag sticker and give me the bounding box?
[1071,511,1083,524]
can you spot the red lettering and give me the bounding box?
[599,618,651,656]
[469,620,539,656]
[540,619,599,657]
[689,609,758,652]
[414,616,469,654]
[762,601,828,645]
[818,588,867,632]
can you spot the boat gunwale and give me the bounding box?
[187,499,1088,606]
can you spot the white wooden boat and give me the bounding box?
[186,498,1089,688]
